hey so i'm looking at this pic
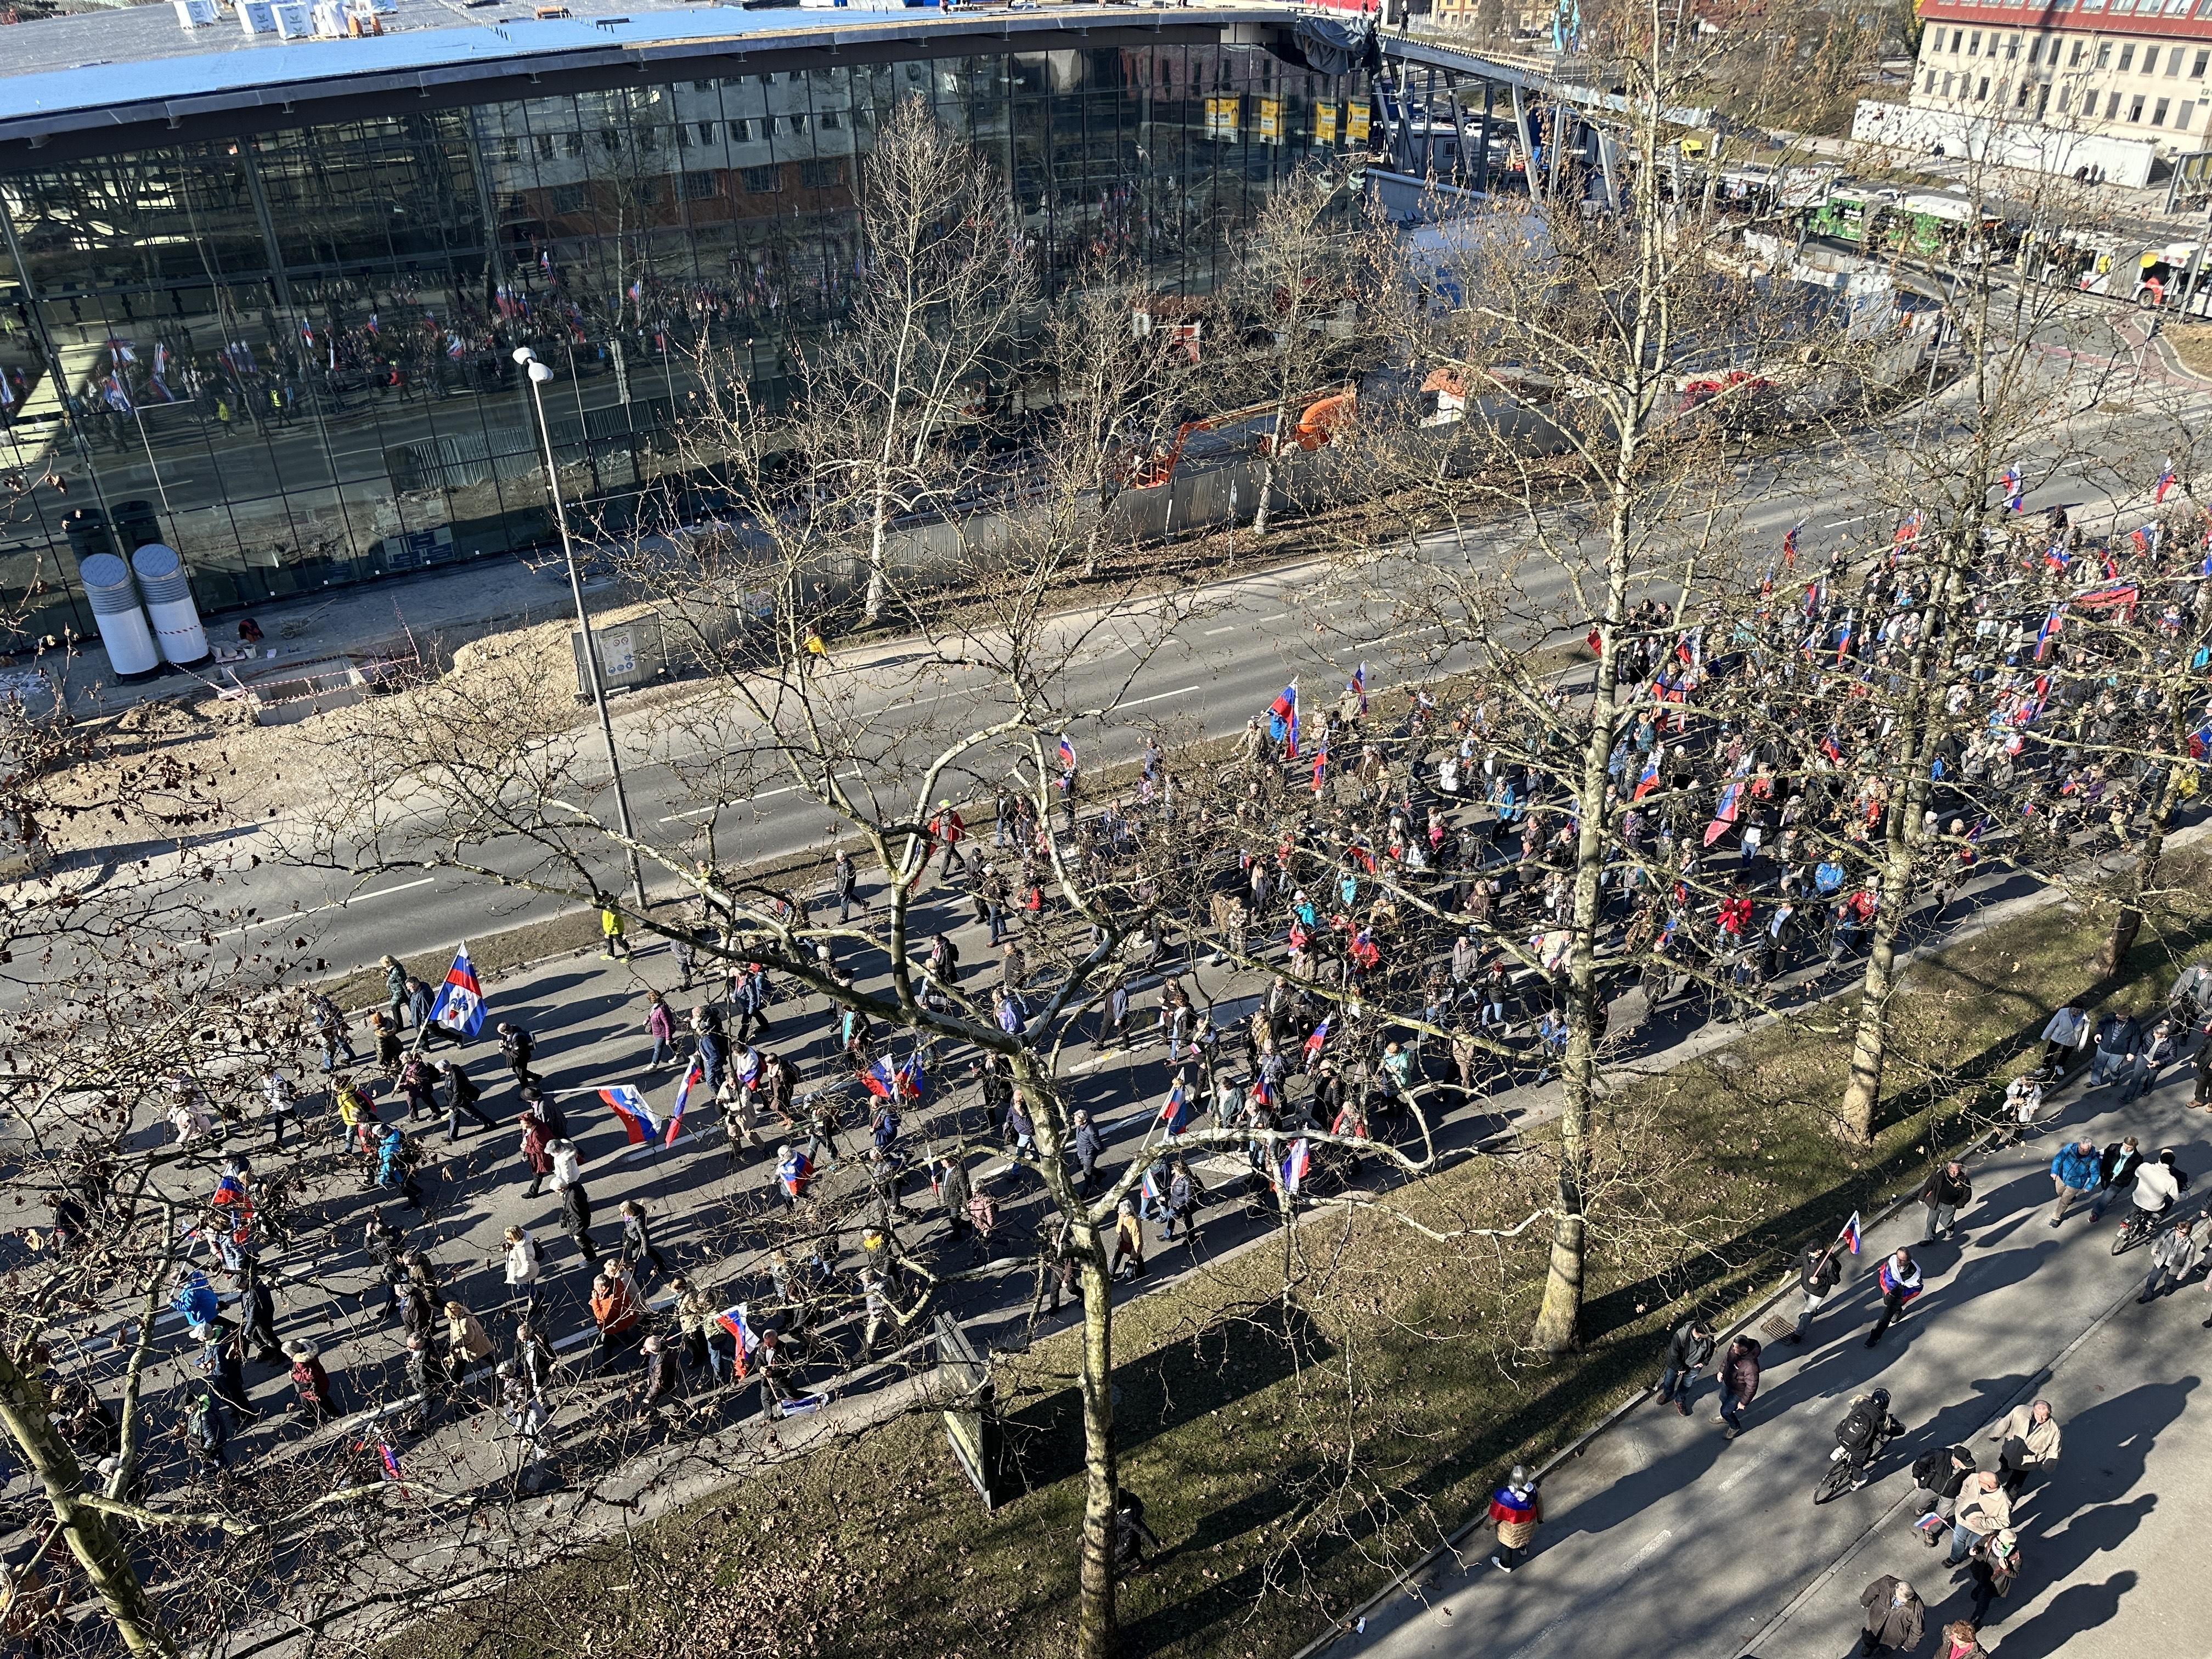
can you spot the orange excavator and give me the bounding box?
[1130,387,1358,488]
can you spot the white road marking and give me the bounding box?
[212,877,436,939]
[662,771,862,820]
[1120,684,1204,709]
[1716,1448,1770,1493]
[1202,626,1238,636]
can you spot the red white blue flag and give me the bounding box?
[777,1147,814,1198]
[429,946,486,1037]
[1633,747,1663,802]
[599,1084,660,1144]
[1278,1137,1311,1194]
[1269,683,1299,759]
[2158,459,2176,503]
[716,1304,760,1376]
[665,1058,702,1147]
[1057,735,1077,775]
[1841,1210,1863,1254]
[2035,603,2062,661]
[1159,1078,1192,1135]
[1348,662,1368,715]
[2001,465,2024,512]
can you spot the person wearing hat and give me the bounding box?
[1966,1528,2022,1628]
[1488,1466,1541,1572]
[285,1339,338,1424]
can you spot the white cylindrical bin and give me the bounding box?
[78,552,161,678]
[129,543,211,668]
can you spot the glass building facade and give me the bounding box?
[0,30,1370,650]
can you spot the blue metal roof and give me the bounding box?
[0,1,1280,149]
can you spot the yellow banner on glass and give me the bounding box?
[1347,101,1372,143]
[1256,96,1283,143]
[1316,101,1339,143]
[1204,95,1239,140]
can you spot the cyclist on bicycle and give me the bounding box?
[2132,1150,2185,1220]
[1835,1389,1905,1491]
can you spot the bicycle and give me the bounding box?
[1814,1419,1899,1504]
[2112,1204,2169,1256]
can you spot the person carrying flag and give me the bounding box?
[1788,1233,1846,1345]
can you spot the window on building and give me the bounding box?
[1970,29,1983,52]
[698,121,715,143]
[2070,40,2086,64]
[799,159,845,189]
[789,112,809,135]
[1944,70,1957,93]
[821,110,840,129]
[2057,82,2073,110]
[2007,32,2022,57]
[2096,40,2113,66]
[1978,74,1991,95]
[2154,94,2172,120]
[730,118,752,142]
[1951,28,1963,49]
[2119,43,2136,69]
[2129,92,2147,117]
[2197,0,2212,18]
[1925,69,1937,91]
[2018,77,2033,104]
[551,183,586,215]
[2172,49,2186,74]
[693,80,713,92]
[2197,47,2211,72]
[682,170,720,199]
[2145,46,2160,71]
[563,130,585,156]
[740,165,780,193]
[2109,89,2125,114]
[2029,36,2044,62]
[533,133,555,160]
[2180,98,2197,126]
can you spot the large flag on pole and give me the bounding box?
[599,1085,661,1145]
[665,1058,703,1146]
[428,944,486,1037]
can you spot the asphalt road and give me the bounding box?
[1331,1036,2212,1659]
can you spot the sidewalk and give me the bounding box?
[1325,1048,2212,1659]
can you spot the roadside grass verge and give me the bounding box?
[403,857,2212,1659]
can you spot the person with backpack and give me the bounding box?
[375,1124,424,1211]
[1835,1389,1903,1490]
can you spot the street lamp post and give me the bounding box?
[514,346,648,912]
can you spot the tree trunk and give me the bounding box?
[864,484,890,626]
[1251,448,1279,538]
[2098,769,2175,975]
[0,1352,175,1657]
[1836,815,1917,1143]
[1075,1234,1119,1659]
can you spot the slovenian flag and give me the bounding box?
[1782,520,1800,566]
[1311,743,1328,795]
[600,1084,661,1144]
[378,1438,405,1488]
[1841,1209,1863,1255]
[2044,543,2070,572]
[364,313,380,335]
[777,1146,814,1198]
[1348,662,1368,715]
[1057,735,1077,775]
[1278,1137,1310,1194]
[665,1058,702,1147]
[540,248,554,273]
[445,334,466,360]
[1632,747,1663,802]
[429,945,486,1037]
[1803,578,1823,618]
[2158,459,2176,503]
[1894,510,1923,546]
[1833,610,1854,666]
[2001,465,2024,512]
[1159,1078,1191,1135]
[2034,603,2062,661]
[1269,684,1299,759]
[1820,730,1842,765]
[716,1304,761,1376]
[862,1057,898,1100]
[1303,1017,1330,1063]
